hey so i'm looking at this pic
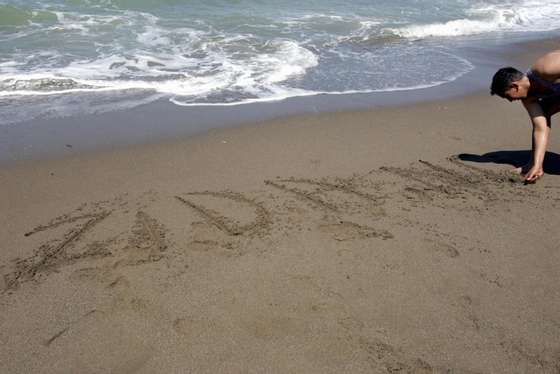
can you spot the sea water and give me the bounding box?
[1,0,560,125]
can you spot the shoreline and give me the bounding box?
[1,36,558,165]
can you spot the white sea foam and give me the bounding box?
[137,25,171,46]
[51,11,103,34]
[391,0,560,39]
[3,0,554,124]
[0,90,166,126]
[282,13,345,25]
[168,76,468,107]
[170,45,474,107]
[0,36,319,99]
[254,40,318,84]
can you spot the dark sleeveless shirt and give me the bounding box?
[526,69,560,117]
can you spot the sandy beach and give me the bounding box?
[2,42,560,373]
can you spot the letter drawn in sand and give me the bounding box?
[319,221,393,241]
[265,177,384,214]
[113,211,168,267]
[378,158,523,204]
[265,177,390,240]
[4,209,111,290]
[174,191,271,237]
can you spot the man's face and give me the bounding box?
[504,82,528,102]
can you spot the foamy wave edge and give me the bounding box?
[0,50,474,106]
[169,75,473,107]
[389,0,560,39]
[0,66,474,106]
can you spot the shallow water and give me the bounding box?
[1,0,560,124]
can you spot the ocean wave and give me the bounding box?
[3,0,552,124]
[0,46,473,107]
[389,0,560,39]
[0,4,58,27]
[171,46,474,106]
[0,75,96,92]
[0,37,318,98]
[168,76,470,107]
[0,89,165,126]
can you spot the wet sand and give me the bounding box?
[1,43,560,373]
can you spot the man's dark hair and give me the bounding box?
[490,67,524,97]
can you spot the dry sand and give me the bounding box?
[1,47,560,373]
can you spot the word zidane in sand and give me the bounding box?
[2,156,539,292]
[491,49,560,183]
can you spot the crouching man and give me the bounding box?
[491,50,560,182]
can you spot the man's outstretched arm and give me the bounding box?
[522,100,550,182]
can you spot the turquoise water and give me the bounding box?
[1,0,560,124]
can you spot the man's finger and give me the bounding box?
[524,173,538,183]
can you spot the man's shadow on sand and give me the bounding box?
[457,150,560,175]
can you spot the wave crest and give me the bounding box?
[389,0,560,39]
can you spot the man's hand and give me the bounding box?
[523,164,544,183]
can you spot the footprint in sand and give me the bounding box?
[424,238,460,258]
